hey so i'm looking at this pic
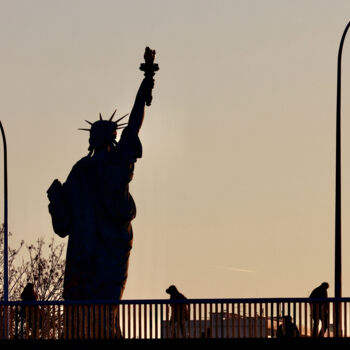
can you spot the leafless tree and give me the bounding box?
[0,225,66,301]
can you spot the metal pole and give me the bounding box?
[335,20,350,337]
[0,121,8,303]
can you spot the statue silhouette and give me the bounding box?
[47,48,158,300]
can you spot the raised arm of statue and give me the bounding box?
[127,47,158,135]
[127,77,154,134]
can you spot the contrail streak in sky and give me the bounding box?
[215,265,256,273]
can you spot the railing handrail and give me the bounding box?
[0,297,348,306]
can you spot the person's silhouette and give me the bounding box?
[309,282,329,337]
[19,283,40,336]
[166,285,189,338]
[277,315,299,338]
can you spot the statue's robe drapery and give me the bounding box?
[48,127,142,300]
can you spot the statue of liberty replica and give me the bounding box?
[47,47,158,301]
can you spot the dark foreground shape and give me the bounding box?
[1,338,350,349]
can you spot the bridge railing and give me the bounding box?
[0,298,348,340]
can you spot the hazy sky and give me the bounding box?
[1,0,350,300]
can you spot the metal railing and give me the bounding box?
[0,298,349,340]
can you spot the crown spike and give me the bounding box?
[85,120,93,125]
[99,113,103,120]
[78,128,91,131]
[109,109,117,121]
[115,113,129,124]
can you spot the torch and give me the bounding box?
[139,47,159,106]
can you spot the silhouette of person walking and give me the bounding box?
[166,285,189,338]
[309,282,329,337]
[277,315,299,338]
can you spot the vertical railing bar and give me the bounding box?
[264,302,268,338]
[298,302,301,337]
[226,302,229,338]
[304,302,307,337]
[35,306,39,340]
[165,303,169,339]
[344,301,347,338]
[277,302,280,338]
[86,305,89,340]
[43,305,47,339]
[137,304,141,339]
[133,303,136,339]
[249,303,252,338]
[293,301,297,335]
[259,303,263,338]
[187,301,191,339]
[171,302,174,340]
[14,305,19,339]
[149,302,152,339]
[52,305,56,339]
[203,302,206,338]
[199,303,202,339]
[122,303,125,340]
[310,301,314,338]
[91,305,94,340]
[86,304,93,339]
[58,305,62,340]
[76,305,83,339]
[104,305,108,340]
[220,303,223,338]
[100,305,104,340]
[209,303,213,339]
[44,304,48,339]
[101,305,105,340]
[237,303,240,338]
[204,303,208,338]
[74,305,78,340]
[91,305,95,340]
[155,303,158,339]
[81,304,84,340]
[254,303,257,338]
[127,303,130,339]
[231,303,235,339]
[9,306,13,340]
[96,305,99,339]
[65,305,70,340]
[216,303,219,338]
[143,304,147,339]
[160,303,164,340]
[7,305,14,339]
[269,302,273,338]
[243,303,246,338]
[333,301,336,338]
[18,305,23,340]
[193,302,196,339]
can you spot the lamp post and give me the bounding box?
[335,20,350,337]
[0,121,9,339]
[0,121,8,303]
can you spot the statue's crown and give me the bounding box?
[78,109,129,152]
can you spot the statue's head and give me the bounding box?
[79,110,128,153]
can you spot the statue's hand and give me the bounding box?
[47,179,62,202]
